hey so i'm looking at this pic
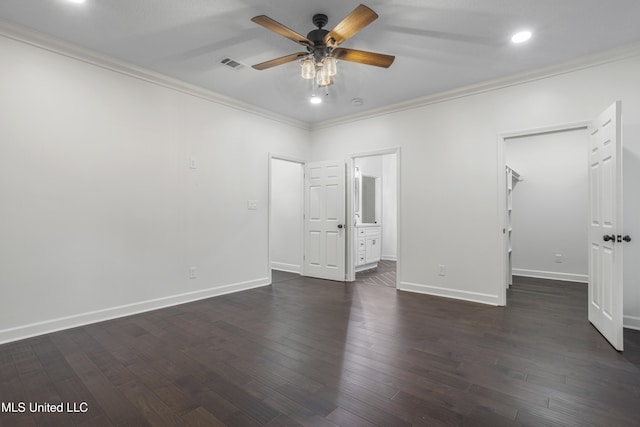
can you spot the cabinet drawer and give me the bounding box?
[358,252,366,264]
[365,227,380,236]
[358,237,365,248]
[358,228,366,236]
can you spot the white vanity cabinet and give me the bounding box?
[356,224,381,271]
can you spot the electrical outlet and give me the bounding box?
[555,254,563,263]
[189,267,197,279]
[189,157,197,169]
[438,264,446,276]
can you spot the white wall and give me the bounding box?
[355,156,383,178]
[270,158,303,273]
[310,53,640,328]
[0,34,309,343]
[506,129,588,282]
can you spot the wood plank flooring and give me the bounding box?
[1,274,639,426]
[355,260,397,288]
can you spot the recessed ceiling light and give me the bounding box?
[351,98,364,106]
[310,96,322,105]
[67,0,86,3]
[511,30,532,44]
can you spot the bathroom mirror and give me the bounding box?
[362,175,377,224]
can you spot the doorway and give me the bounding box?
[498,122,589,305]
[346,148,401,286]
[506,127,589,284]
[268,155,304,284]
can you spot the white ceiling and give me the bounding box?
[1,0,640,124]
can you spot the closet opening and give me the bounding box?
[500,125,589,305]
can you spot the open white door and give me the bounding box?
[303,160,346,281]
[588,101,624,351]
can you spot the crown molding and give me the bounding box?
[0,19,310,131]
[312,41,640,130]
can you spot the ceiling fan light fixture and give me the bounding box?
[316,66,330,87]
[323,56,337,76]
[251,5,394,99]
[511,30,532,44]
[318,75,334,88]
[310,95,322,104]
[300,58,316,79]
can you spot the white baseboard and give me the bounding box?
[271,262,301,274]
[381,255,397,261]
[512,269,588,283]
[624,315,640,331]
[0,277,270,345]
[399,281,499,306]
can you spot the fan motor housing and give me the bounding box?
[307,28,329,45]
[308,14,331,61]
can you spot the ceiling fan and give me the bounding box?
[251,4,394,86]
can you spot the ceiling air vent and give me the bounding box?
[220,57,244,71]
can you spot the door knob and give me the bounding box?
[603,234,615,242]
[623,235,632,242]
[337,224,344,229]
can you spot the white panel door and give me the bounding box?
[303,161,346,281]
[588,101,624,351]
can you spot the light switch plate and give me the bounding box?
[247,200,258,210]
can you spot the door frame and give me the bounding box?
[346,147,402,285]
[267,153,305,285]
[496,121,589,306]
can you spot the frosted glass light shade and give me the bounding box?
[316,66,330,86]
[318,75,333,88]
[323,57,337,76]
[300,59,316,79]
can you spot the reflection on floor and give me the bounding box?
[355,259,396,288]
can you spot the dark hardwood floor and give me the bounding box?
[1,274,639,426]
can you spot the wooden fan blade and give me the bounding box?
[252,52,308,70]
[251,15,313,47]
[332,48,395,68]
[323,4,378,48]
